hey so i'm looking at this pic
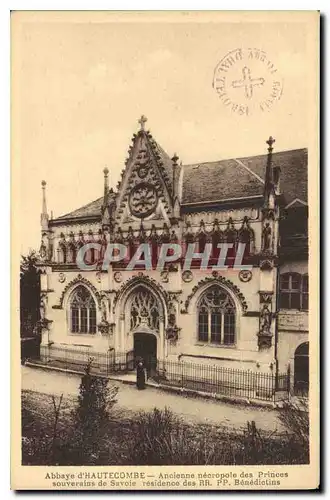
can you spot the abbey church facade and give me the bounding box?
[37,117,309,393]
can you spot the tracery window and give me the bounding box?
[238,226,254,256]
[197,285,236,345]
[67,244,76,264]
[58,243,66,264]
[280,273,308,310]
[198,233,207,253]
[70,286,97,334]
[129,287,160,331]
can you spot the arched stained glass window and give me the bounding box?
[70,286,96,334]
[197,285,236,345]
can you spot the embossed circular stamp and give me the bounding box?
[213,48,283,116]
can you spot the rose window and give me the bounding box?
[129,183,157,218]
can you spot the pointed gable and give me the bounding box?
[114,116,175,225]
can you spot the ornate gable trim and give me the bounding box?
[113,273,169,313]
[52,274,102,309]
[114,128,174,224]
[182,275,248,314]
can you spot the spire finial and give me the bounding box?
[40,180,49,230]
[266,136,275,154]
[103,166,109,203]
[138,115,148,131]
[41,180,47,214]
[172,152,179,166]
[171,153,180,202]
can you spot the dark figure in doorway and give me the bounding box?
[136,359,146,390]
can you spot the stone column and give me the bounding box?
[120,313,125,353]
[159,317,165,361]
[40,320,52,362]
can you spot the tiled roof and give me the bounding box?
[147,134,174,193]
[181,158,264,204]
[237,148,308,205]
[182,148,308,206]
[54,197,104,221]
[53,148,308,221]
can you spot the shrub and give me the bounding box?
[66,360,118,464]
[128,407,176,464]
[127,408,237,465]
[125,408,309,466]
[277,398,309,463]
[278,398,309,446]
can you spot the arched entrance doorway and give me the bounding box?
[134,332,157,377]
[124,285,163,376]
[294,342,309,395]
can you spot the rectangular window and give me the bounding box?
[302,293,309,311]
[89,308,97,333]
[198,312,208,342]
[71,308,79,333]
[280,275,290,290]
[290,291,301,309]
[302,275,309,310]
[280,273,308,311]
[210,312,221,343]
[224,313,235,345]
[280,292,290,309]
[199,236,206,254]
[80,307,88,333]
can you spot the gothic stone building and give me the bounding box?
[38,117,309,393]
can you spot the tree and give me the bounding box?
[20,250,41,338]
[72,359,118,464]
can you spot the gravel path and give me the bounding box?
[21,365,284,432]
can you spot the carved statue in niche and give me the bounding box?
[260,304,272,333]
[39,243,47,260]
[130,307,139,329]
[257,304,273,350]
[47,235,54,261]
[166,302,180,342]
[39,231,49,260]
[101,297,108,321]
[39,295,47,320]
[262,222,272,252]
[98,295,111,335]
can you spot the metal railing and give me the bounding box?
[38,344,134,375]
[33,345,290,402]
[156,359,290,402]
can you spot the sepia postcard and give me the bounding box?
[11,10,319,490]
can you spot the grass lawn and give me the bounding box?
[21,388,309,466]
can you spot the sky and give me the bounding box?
[12,11,316,254]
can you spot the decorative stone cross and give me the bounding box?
[266,136,276,153]
[232,66,265,99]
[138,115,148,131]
